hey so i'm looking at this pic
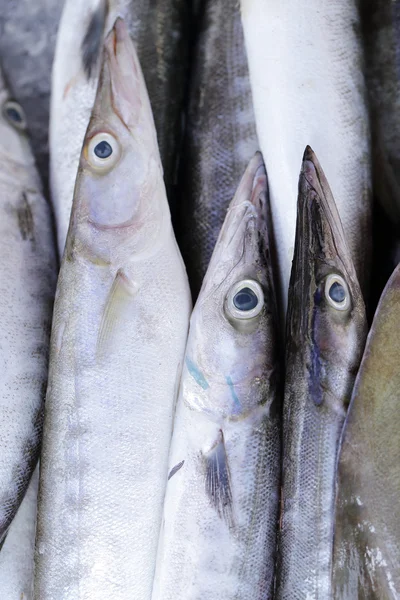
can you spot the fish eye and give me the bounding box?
[86,132,121,171]
[3,100,26,130]
[324,274,351,311]
[226,279,264,321]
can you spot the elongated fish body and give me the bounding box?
[0,67,56,544]
[177,0,258,299]
[360,0,400,228]
[0,0,63,188]
[0,466,39,600]
[240,0,372,315]
[35,20,191,600]
[276,148,368,599]
[152,154,281,600]
[51,0,188,253]
[332,264,400,599]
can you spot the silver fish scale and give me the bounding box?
[0,77,56,544]
[177,0,259,299]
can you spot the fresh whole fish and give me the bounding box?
[240,0,372,317]
[332,263,400,599]
[276,147,368,599]
[177,0,258,300]
[35,19,191,600]
[0,65,56,545]
[152,153,281,600]
[0,466,39,600]
[0,0,64,189]
[51,0,188,253]
[360,0,400,229]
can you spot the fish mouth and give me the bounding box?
[287,146,353,338]
[216,151,268,254]
[101,18,152,133]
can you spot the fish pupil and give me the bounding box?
[94,140,112,159]
[329,281,346,303]
[6,107,22,123]
[233,287,258,311]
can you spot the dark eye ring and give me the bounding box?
[324,274,350,311]
[3,100,26,130]
[226,279,264,321]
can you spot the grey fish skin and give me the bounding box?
[0,466,39,600]
[332,264,400,599]
[0,65,56,544]
[360,0,400,228]
[51,0,189,252]
[0,0,64,190]
[177,0,259,300]
[276,147,368,600]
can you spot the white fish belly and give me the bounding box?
[241,0,371,313]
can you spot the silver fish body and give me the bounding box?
[51,0,188,253]
[0,0,64,188]
[333,263,400,599]
[152,153,281,600]
[240,0,372,317]
[35,20,191,600]
[0,466,39,600]
[177,0,258,299]
[276,148,368,599]
[0,66,56,544]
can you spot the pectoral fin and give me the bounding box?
[97,269,138,359]
[203,430,234,529]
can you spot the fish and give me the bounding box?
[0,0,64,190]
[276,147,368,599]
[152,153,281,600]
[0,65,56,545]
[360,0,400,229]
[0,466,39,600]
[240,0,372,317]
[50,0,189,253]
[34,19,191,600]
[177,0,258,300]
[332,262,400,599]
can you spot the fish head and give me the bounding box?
[287,146,367,410]
[0,66,34,171]
[66,18,170,265]
[184,153,279,419]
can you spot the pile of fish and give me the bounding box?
[0,0,399,598]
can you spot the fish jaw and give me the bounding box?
[183,152,278,419]
[66,18,170,267]
[287,146,367,395]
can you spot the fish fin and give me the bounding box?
[97,268,138,359]
[168,460,184,481]
[18,192,35,242]
[203,430,234,528]
[81,0,109,79]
